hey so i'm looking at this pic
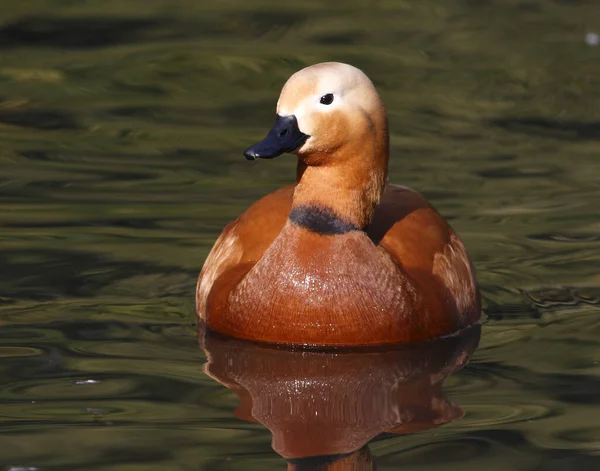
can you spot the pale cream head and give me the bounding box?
[275,62,388,162]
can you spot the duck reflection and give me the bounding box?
[199,324,480,470]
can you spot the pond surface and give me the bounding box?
[1,1,600,470]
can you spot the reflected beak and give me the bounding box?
[243,114,309,160]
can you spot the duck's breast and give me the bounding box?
[208,225,420,345]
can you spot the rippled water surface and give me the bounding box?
[1,1,600,469]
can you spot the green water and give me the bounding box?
[1,0,600,469]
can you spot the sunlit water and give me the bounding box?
[1,1,600,469]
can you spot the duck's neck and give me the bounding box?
[292,136,388,230]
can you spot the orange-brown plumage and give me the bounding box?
[199,323,480,462]
[196,62,480,346]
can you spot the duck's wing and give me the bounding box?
[370,184,480,327]
[196,185,294,318]
[369,184,451,267]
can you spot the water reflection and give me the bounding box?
[199,325,480,470]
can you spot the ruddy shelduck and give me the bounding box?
[196,62,480,347]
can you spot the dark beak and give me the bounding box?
[243,114,309,160]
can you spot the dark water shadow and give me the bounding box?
[489,117,600,140]
[0,109,79,130]
[0,248,192,301]
[0,16,178,49]
[0,11,308,49]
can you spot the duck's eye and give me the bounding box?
[319,93,334,105]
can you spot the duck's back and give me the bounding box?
[196,184,480,345]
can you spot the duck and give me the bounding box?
[196,62,480,347]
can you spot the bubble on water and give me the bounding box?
[73,379,101,385]
[585,32,599,46]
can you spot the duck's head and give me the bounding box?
[243,62,388,167]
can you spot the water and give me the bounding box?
[1,0,599,469]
